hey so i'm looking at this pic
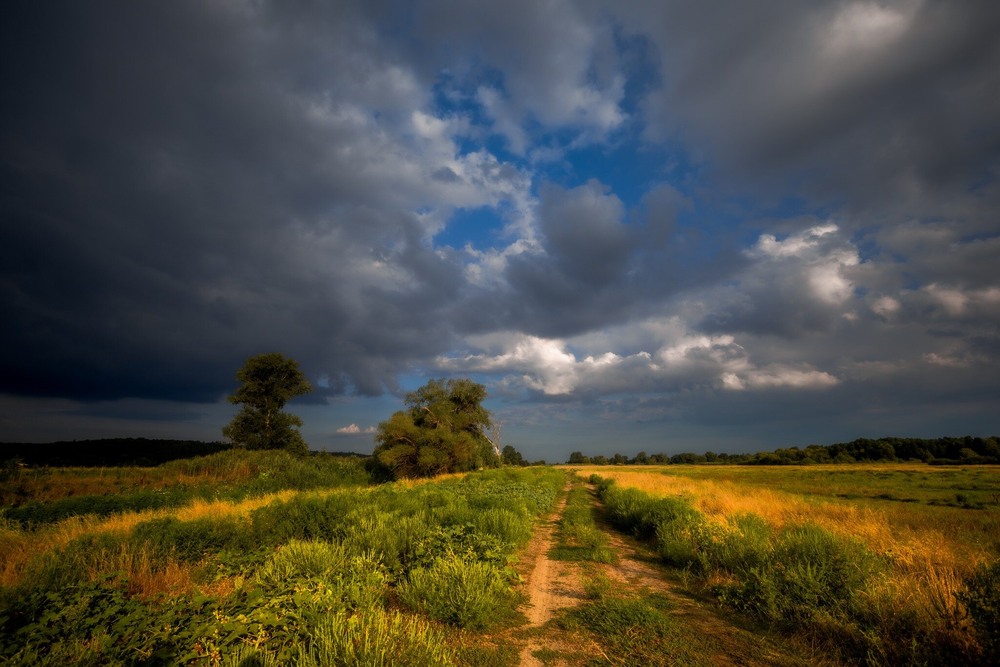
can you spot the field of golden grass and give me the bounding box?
[571,463,1000,656]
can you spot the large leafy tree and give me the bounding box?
[373,378,500,479]
[223,353,312,455]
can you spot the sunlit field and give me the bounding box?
[0,450,566,665]
[572,463,1000,664]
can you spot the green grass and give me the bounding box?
[398,551,524,629]
[1,449,373,525]
[0,465,568,665]
[556,575,707,666]
[550,481,615,563]
[591,473,998,665]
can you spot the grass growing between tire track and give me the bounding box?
[550,480,616,563]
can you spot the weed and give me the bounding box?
[300,609,455,666]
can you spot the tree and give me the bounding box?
[373,378,499,479]
[222,353,312,455]
[501,444,527,466]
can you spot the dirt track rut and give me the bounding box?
[510,481,813,666]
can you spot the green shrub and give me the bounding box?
[599,483,704,549]
[473,507,533,546]
[299,610,454,666]
[249,492,358,544]
[256,539,350,582]
[706,513,772,576]
[255,542,388,614]
[718,523,883,623]
[340,511,430,572]
[412,524,510,570]
[211,611,456,667]
[599,482,706,568]
[398,552,521,629]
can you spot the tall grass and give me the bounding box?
[592,472,994,664]
[222,610,456,666]
[0,466,566,665]
[399,551,522,629]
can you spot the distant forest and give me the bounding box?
[567,436,1000,466]
[2,435,998,469]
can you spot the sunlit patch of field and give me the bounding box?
[570,464,999,571]
[1,466,567,665]
[0,487,360,589]
[571,463,1000,660]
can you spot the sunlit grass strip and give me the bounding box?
[591,473,990,663]
[577,468,989,577]
[1,467,567,665]
[0,487,365,589]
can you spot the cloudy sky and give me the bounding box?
[2,1,999,460]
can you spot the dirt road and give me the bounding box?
[511,482,813,666]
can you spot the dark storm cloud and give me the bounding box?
[471,179,709,339]
[626,0,1000,213]
[0,1,464,402]
[2,0,998,451]
[501,181,637,335]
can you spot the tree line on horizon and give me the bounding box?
[566,435,1000,466]
[6,352,996,472]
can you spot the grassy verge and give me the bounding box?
[591,474,995,665]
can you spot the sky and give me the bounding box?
[2,1,999,461]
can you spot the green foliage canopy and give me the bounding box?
[373,378,499,479]
[223,353,312,454]
[501,445,527,467]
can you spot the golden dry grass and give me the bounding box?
[573,464,998,633]
[574,466,992,571]
[0,487,357,589]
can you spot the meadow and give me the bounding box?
[3,454,998,665]
[574,464,1000,665]
[0,450,565,665]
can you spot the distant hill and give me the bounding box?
[0,438,234,467]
